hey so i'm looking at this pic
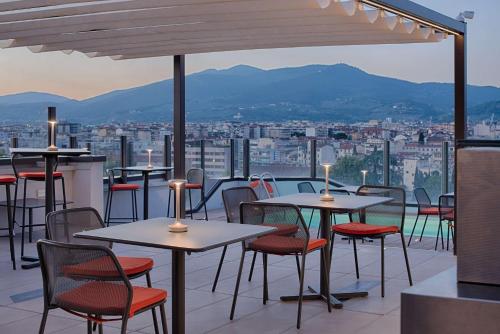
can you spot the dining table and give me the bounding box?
[258,192,393,308]
[114,166,173,219]
[75,217,276,334]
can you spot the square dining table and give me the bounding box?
[259,193,393,308]
[75,217,276,334]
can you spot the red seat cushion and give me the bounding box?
[443,209,455,221]
[111,183,140,191]
[249,180,273,194]
[169,183,202,189]
[55,282,167,317]
[333,222,399,236]
[0,175,16,184]
[63,256,153,278]
[419,207,439,215]
[249,235,326,255]
[19,171,63,180]
[263,224,299,236]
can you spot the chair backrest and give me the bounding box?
[414,188,432,208]
[356,185,406,230]
[439,195,455,220]
[11,153,58,178]
[187,168,204,186]
[320,188,350,196]
[239,202,309,250]
[37,240,132,317]
[106,169,118,190]
[46,207,110,248]
[297,182,315,193]
[222,186,258,223]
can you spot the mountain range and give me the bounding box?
[1,63,500,124]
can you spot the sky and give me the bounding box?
[0,0,498,100]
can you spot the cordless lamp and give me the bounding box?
[361,170,368,185]
[147,149,153,168]
[48,121,58,151]
[169,180,188,232]
[320,163,334,201]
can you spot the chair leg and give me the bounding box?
[12,181,18,228]
[446,223,451,251]
[418,215,429,242]
[320,248,332,313]
[87,317,92,334]
[167,188,172,218]
[295,255,301,279]
[263,253,268,304]
[248,251,257,282]
[21,178,27,257]
[329,232,336,271]
[296,252,307,329]
[353,237,360,279]
[120,318,128,334]
[202,190,208,221]
[212,245,227,292]
[6,184,16,270]
[159,304,169,334]
[408,213,419,246]
[307,208,314,230]
[381,236,385,298]
[29,208,34,242]
[61,177,67,209]
[131,190,136,222]
[230,248,246,320]
[107,191,114,227]
[188,189,193,219]
[104,188,111,224]
[435,220,443,251]
[400,232,413,286]
[39,307,48,334]
[146,273,160,334]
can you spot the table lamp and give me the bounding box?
[147,149,153,168]
[169,180,188,232]
[361,170,368,185]
[320,163,334,201]
[48,121,58,151]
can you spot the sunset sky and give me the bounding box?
[0,0,497,100]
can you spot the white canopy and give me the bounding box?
[0,0,455,60]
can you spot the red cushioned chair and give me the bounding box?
[46,207,162,334]
[331,185,412,297]
[37,240,168,334]
[167,168,208,220]
[407,187,439,246]
[230,202,331,329]
[437,194,455,251]
[105,169,139,226]
[0,175,16,270]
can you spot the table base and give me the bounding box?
[280,285,369,309]
[21,255,40,269]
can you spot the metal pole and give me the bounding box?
[243,139,250,179]
[383,140,390,186]
[441,141,449,194]
[48,107,56,147]
[86,142,92,152]
[164,135,172,180]
[120,135,127,182]
[127,141,134,167]
[200,139,205,171]
[69,136,78,148]
[10,137,18,148]
[310,139,317,179]
[173,55,186,219]
[230,139,235,179]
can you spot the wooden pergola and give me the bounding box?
[0,1,467,333]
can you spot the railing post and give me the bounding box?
[120,135,127,182]
[442,141,449,194]
[243,139,250,179]
[310,139,317,179]
[10,137,18,148]
[230,139,235,179]
[127,141,134,167]
[69,136,78,148]
[86,142,92,152]
[164,135,172,180]
[383,140,390,186]
[200,139,205,171]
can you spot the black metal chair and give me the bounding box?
[37,240,168,334]
[46,207,161,334]
[437,194,455,251]
[0,175,16,270]
[408,188,439,246]
[105,169,139,226]
[331,185,412,297]
[167,168,208,220]
[230,202,331,329]
[297,181,316,229]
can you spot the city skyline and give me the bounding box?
[0,0,497,100]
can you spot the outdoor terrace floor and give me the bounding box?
[0,209,456,334]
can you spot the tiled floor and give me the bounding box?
[0,209,456,333]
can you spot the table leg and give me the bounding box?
[172,250,185,334]
[143,172,149,220]
[22,154,56,270]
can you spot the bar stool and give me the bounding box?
[167,168,208,220]
[105,169,139,226]
[0,175,16,270]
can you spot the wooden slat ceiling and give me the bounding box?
[0,0,449,60]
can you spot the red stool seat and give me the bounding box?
[64,256,154,278]
[111,184,140,191]
[333,222,399,236]
[443,209,455,221]
[419,207,439,215]
[56,281,167,317]
[169,182,202,190]
[0,175,16,184]
[249,235,327,255]
[19,171,63,180]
